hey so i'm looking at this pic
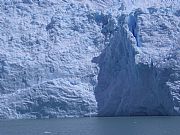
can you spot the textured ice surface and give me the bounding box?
[95,8,180,116]
[0,0,180,119]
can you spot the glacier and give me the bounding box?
[0,0,180,119]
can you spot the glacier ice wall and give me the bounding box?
[94,10,179,116]
[0,0,180,119]
[0,0,105,119]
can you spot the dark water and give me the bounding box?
[0,117,180,135]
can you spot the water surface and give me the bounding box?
[0,117,180,135]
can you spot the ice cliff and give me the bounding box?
[0,0,180,119]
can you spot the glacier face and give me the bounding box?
[95,8,180,116]
[0,0,180,119]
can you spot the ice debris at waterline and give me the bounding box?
[0,0,180,119]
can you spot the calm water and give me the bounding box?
[0,117,180,135]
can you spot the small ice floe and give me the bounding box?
[44,131,52,134]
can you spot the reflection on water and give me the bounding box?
[0,117,180,135]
